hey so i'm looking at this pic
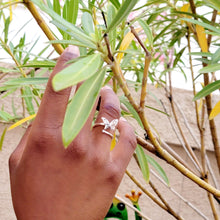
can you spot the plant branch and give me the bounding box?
[149,181,184,220]
[23,0,64,55]
[167,70,203,173]
[126,169,168,211]
[109,58,220,197]
[151,170,209,220]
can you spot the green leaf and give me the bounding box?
[51,20,96,49]
[31,0,96,48]
[138,19,153,48]
[52,53,102,91]
[203,0,220,11]
[49,39,90,48]
[82,12,94,35]
[120,96,144,129]
[136,145,150,183]
[109,0,120,9]
[181,18,220,35]
[199,63,220,74]
[21,87,35,115]
[4,77,48,86]
[106,0,138,33]
[4,17,10,44]
[146,154,169,186]
[62,68,106,148]
[0,127,7,151]
[20,60,56,68]
[0,111,14,121]
[68,0,78,25]
[211,48,220,64]
[53,0,61,15]
[173,47,186,68]
[193,80,220,101]
[107,3,117,50]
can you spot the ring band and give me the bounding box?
[93,117,118,138]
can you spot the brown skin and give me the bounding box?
[9,46,137,220]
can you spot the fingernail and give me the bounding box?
[65,45,80,55]
[102,86,112,91]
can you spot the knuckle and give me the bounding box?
[102,103,120,119]
[105,165,121,185]
[29,128,59,153]
[89,153,106,169]
[64,137,88,160]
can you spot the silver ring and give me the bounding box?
[93,117,118,138]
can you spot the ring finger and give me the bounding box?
[92,86,120,149]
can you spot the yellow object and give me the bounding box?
[180,4,190,24]
[209,100,220,120]
[8,114,36,130]
[196,24,208,52]
[110,133,117,151]
[117,28,142,64]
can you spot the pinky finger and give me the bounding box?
[111,117,137,169]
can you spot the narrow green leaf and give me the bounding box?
[193,80,220,101]
[82,12,94,35]
[0,127,7,151]
[4,77,48,86]
[0,67,18,73]
[22,87,35,115]
[51,20,96,49]
[68,0,78,25]
[199,63,220,74]
[106,0,138,33]
[120,96,144,129]
[31,0,96,48]
[181,18,220,35]
[62,68,106,148]
[203,0,220,11]
[189,52,212,57]
[52,53,102,91]
[107,3,117,50]
[109,0,120,9]
[20,60,56,68]
[4,17,10,43]
[53,0,61,15]
[49,39,89,48]
[138,19,153,47]
[153,21,176,42]
[0,111,14,121]
[136,145,150,183]
[146,154,169,186]
[211,48,220,64]
[173,47,186,68]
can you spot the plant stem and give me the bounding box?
[109,58,220,197]
[0,38,26,78]
[126,170,168,211]
[149,181,184,220]
[23,0,64,55]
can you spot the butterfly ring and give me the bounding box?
[93,117,118,138]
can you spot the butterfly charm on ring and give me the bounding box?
[101,117,118,131]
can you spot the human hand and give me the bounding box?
[9,46,137,220]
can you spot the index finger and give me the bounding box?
[34,46,80,129]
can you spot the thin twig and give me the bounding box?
[23,0,64,55]
[126,169,168,211]
[151,170,209,220]
[114,194,152,220]
[149,181,184,220]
